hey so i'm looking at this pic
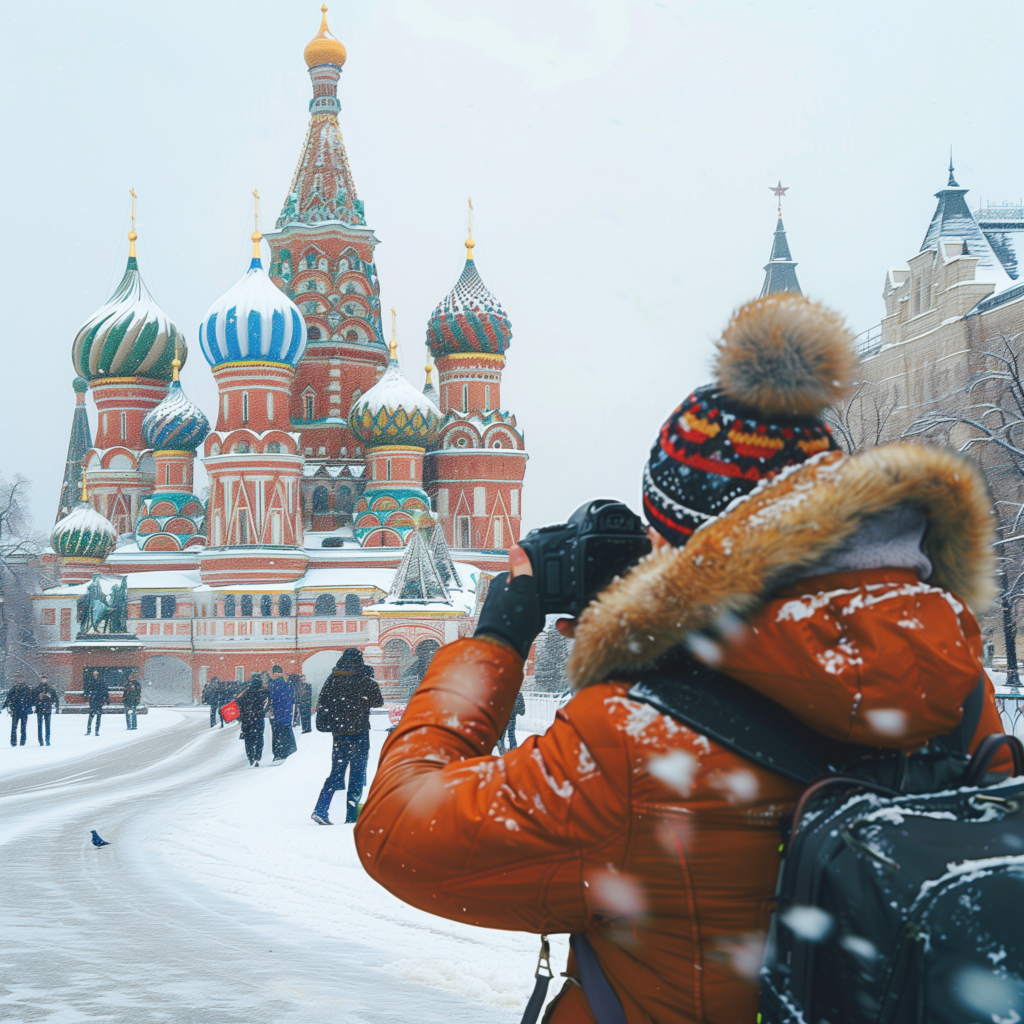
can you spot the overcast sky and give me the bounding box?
[3,0,1022,533]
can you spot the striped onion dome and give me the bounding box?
[426,246,512,360]
[350,346,441,449]
[72,255,186,382]
[51,500,118,560]
[142,380,210,452]
[199,251,307,367]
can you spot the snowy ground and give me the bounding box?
[0,709,568,1023]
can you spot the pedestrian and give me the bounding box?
[33,676,58,746]
[496,688,526,754]
[85,669,108,736]
[202,677,221,728]
[267,665,297,763]
[3,675,33,747]
[236,674,268,767]
[121,672,141,730]
[354,293,1013,1023]
[293,674,312,734]
[311,648,382,825]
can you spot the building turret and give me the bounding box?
[51,480,118,584]
[135,349,210,552]
[760,182,802,297]
[423,217,526,552]
[74,203,182,534]
[199,207,309,585]
[55,377,94,523]
[264,7,386,525]
[349,320,441,546]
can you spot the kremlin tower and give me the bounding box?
[72,208,184,537]
[349,315,442,546]
[197,208,309,586]
[424,220,527,551]
[265,5,387,532]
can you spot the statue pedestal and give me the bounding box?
[62,637,145,711]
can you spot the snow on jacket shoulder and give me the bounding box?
[317,667,383,734]
[356,443,1006,1024]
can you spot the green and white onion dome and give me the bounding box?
[51,500,118,560]
[349,344,442,448]
[72,253,186,382]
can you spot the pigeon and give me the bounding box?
[90,830,111,848]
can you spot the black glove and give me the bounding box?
[474,572,545,660]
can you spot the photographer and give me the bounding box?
[355,294,1009,1023]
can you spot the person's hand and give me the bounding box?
[474,569,544,659]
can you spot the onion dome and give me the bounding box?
[199,228,307,368]
[304,5,347,68]
[426,236,512,360]
[350,338,441,448]
[73,230,186,382]
[51,485,118,561]
[141,353,210,451]
[423,358,440,405]
[73,376,89,394]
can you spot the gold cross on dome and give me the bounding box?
[128,188,138,257]
[253,189,260,233]
[770,180,789,217]
[389,307,397,359]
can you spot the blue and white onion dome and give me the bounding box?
[51,488,118,561]
[199,229,307,368]
[141,356,210,452]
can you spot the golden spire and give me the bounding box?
[172,338,181,383]
[251,189,263,259]
[389,307,398,360]
[465,196,475,260]
[304,4,347,69]
[128,188,138,258]
[424,361,433,384]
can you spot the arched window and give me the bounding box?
[278,594,292,616]
[223,595,236,617]
[266,392,274,421]
[384,638,417,701]
[312,486,330,513]
[415,639,441,685]
[307,327,322,341]
[160,596,177,619]
[140,595,157,619]
[462,384,468,412]
[240,594,253,617]
[314,594,336,617]
[242,392,249,424]
[305,394,315,421]
[120,411,127,440]
[260,595,272,617]
[386,459,392,481]
[345,594,362,617]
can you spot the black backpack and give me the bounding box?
[630,656,1024,1024]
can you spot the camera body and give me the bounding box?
[518,499,652,617]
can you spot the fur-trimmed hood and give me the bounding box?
[568,444,996,689]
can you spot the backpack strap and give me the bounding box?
[569,934,627,1024]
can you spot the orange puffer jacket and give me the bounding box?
[355,445,1007,1023]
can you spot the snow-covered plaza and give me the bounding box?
[0,710,567,1023]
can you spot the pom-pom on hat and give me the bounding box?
[643,294,856,546]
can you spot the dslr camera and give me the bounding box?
[518,499,651,617]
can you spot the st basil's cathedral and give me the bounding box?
[39,9,528,705]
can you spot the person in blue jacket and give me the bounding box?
[267,665,297,764]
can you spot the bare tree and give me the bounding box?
[902,334,1024,686]
[0,475,51,688]
[823,380,900,453]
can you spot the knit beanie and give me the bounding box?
[643,294,857,546]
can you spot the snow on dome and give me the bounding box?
[350,349,441,448]
[142,380,210,452]
[199,254,307,368]
[72,255,186,382]
[426,249,512,360]
[51,500,118,561]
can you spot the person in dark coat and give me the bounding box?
[496,689,526,754]
[267,665,297,763]
[122,673,141,731]
[237,675,268,766]
[85,669,108,736]
[202,678,221,728]
[293,674,312,733]
[3,675,33,747]
[33,676,58,746]
[311,648,383,825]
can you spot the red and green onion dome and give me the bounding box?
[349,344,442,449]
[73,251,186,382]
[425,243,512,359]
[51,498,118,561]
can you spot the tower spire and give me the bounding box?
[128,188,138,259]
[251,189,262,260]
[55,378,94,523]
[466,197,475,260]
[948,147,958,187]
[389,307,398,360]
[760,184,801,297]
